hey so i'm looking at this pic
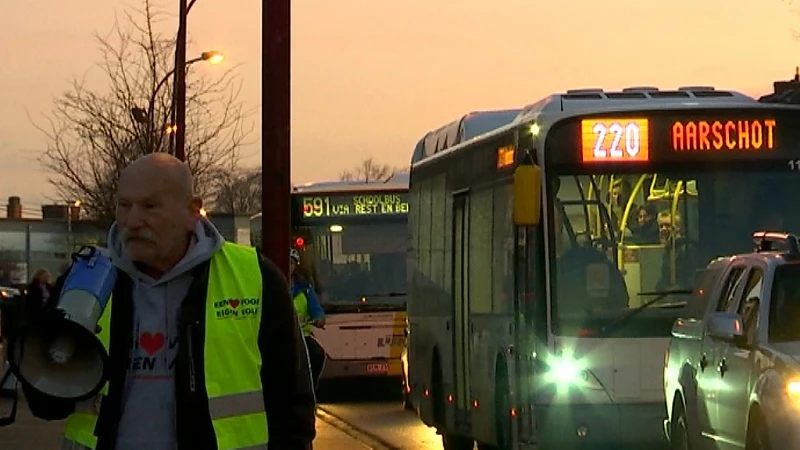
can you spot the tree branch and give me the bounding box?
[33,0,255,226]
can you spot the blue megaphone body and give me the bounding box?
[8,246,117,402]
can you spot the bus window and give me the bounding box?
[492,183,514,314]
[304,221,407,307]
[552,175,628,320]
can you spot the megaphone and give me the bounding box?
[7,246,117,402]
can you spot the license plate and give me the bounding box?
[366,363,390,374]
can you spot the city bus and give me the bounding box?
[251,173,409,385]
[406,85,800,449]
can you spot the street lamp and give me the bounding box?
[66,200,82,254]
[130,50,224,137]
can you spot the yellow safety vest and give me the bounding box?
[61,243,267,450]
[292,290,313,337]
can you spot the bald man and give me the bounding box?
[23,154,316,450]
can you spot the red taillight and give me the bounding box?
[294,237,305,248]
[579,328,593,337]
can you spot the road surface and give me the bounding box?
[0,391,379,449]
[319,400,444,450]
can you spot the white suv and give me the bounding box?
[664,231,800,450]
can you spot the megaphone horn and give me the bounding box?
[7,246,117,402]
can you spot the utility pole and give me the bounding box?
[262,0,291,278]
[173,0,188,161]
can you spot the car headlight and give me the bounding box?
[786,379,800,406]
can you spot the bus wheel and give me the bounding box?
[431,360,445,428]
[442,434,474,450]
[402,363,414,410]
[478,373,512,450]
[403,389,414,411]
[495,380,512,449]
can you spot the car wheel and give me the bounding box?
[671,404,691,450]
[747,419,772,450]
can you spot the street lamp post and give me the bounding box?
[66,200,82,255]
[262,0,291,277]
[131,51,224,143]
[174,0,188,162]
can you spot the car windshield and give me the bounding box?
[769,264,800,342]
[549,171,800,337]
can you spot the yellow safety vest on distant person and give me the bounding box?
[293,290,313,337]
[61,243,267,450]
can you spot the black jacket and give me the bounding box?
[21,280,54,326]
[22,252,316,450]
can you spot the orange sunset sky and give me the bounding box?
[1,0,798,211]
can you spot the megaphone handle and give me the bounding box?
[71,245,95,262]
[0,370,19,427]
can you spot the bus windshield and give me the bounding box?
[548,170,800,337]
[299,219,407,308]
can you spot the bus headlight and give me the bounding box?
[541,355,603,391]
[544,355,586,386]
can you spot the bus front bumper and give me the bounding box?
[320,358,402,380]
[535,402,667,449]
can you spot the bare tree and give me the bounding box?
[33,0,255,226]
[339,157,401,183]
[210,165,262,215]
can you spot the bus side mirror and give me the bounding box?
[513,164,542,226]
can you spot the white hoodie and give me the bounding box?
[105,218,223,450]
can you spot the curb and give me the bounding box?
[316,407,399,450]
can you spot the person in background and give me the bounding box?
[23,269,53,325]
[290,248,327,391]
[0,270,11,287]
[23,153,316,450]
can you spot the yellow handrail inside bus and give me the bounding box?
[618,174,649,246]
[668,181,684,286]
[586,175,604,238]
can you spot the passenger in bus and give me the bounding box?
[609,178,634,232]
[656,211,698,291]
[627,203,660,244]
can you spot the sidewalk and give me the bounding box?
[0,395,373,449]
[0,394,63,449]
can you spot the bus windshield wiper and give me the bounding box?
[599,288,693,337]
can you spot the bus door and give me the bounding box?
[452,193,471,419]
[514,225,541,443]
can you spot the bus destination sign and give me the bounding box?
[581,118,650,163]
[670,119,775,153]
[550,108,800,166]
[299,192,409,219]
